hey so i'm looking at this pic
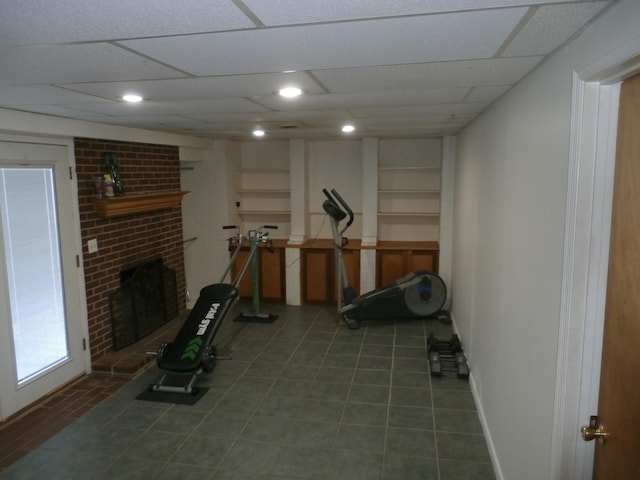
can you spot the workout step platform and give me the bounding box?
[427,333,469,379]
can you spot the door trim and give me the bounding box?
[0,133,91,419]
[552,49,640,478]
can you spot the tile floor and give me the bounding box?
[0,302,495,480]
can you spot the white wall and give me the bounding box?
[452,1,640,479]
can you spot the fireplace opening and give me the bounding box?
[109,259,179,351]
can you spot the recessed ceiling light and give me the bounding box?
[342,124,356,133]
[122,94,143,103]
[252,128,265,137]
[279,87,302,98]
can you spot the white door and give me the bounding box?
[0,139,88,421]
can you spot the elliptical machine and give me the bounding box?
[322,188,447,329]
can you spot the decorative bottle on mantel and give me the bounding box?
[104,174,115,198]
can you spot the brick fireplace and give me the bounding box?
[75,138,187,364]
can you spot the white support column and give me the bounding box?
[361,137,379,294]
[286,139,307,305]
[288,139,308,245]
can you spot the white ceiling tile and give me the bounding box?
[8,105,110,119]
[351,103,489,118]
[0,0,254,46]
[0,44,183,85]
[313,57,544,92]
[96,115,206,128]
[186,109,352,124]
[0,86,113,106]
[67,98,269,116]
[60,72,324,102]
[243,0,586,26]
[502,2,612,56]
[118,8,527,76]
[465,85,513,102]
[253,88,470,110]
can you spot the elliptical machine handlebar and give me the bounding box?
[322,188,354,242]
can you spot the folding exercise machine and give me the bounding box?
[149,225,275,394]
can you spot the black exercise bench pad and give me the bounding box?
[157,283,238,373]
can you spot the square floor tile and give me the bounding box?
[348,384,390,404]
[435,409,484,434]
[388,405,433,430]
[328,450,383,480]
[438,459,496,479]
[217,439,281,474]
[353,368,391,386]
[437,432,492,463]
[240,415,291,443]
[382,454,438,480]
[390,386,431,408]
[285,420,339,449]
[270,446,331,479]
[336,424,386,453]
[169,434,231,467]
[342,402,388,426]
[385,427,436,458]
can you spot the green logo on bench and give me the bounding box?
[181,337,203,360]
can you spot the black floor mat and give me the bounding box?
[136,386,209,405]
[233,313,278,323]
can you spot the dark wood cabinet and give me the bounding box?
[376,241,439,288]
[301,239,360,304]
[230,241,286,302]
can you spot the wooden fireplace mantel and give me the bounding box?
[92,191,189,218]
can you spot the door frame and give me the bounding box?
[0,133,91,420]
[551,42,640,478]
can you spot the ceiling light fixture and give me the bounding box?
[122,94,143,103]
[279,87,302,98]
[342,124,356,133]
[252,128,265,137]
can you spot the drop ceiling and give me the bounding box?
[0,0,615,140]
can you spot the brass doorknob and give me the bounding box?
[581,424,609,444]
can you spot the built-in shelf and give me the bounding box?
[93,191,189,218]
[378,166,441,171]
[238,210,291,216]
[377,212,440,217]
[237,189,290,194]
[378,189,440,195]
[237,168,289,173]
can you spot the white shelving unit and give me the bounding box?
[377,154,442,242]
[235,166,291,238]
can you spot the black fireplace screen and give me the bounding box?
[109,260,178,351]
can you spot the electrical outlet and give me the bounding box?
[87,238,98,254]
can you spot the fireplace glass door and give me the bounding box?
[0,141,88,421]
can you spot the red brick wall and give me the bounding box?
[74,138,186,362]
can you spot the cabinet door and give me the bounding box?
[303,250,332,303]
[231,248,285,301]
[231,249,252,298]
[376,249,439,287]
[260,248,284,301]
[408,250,436,272]
[377,250,406,287]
